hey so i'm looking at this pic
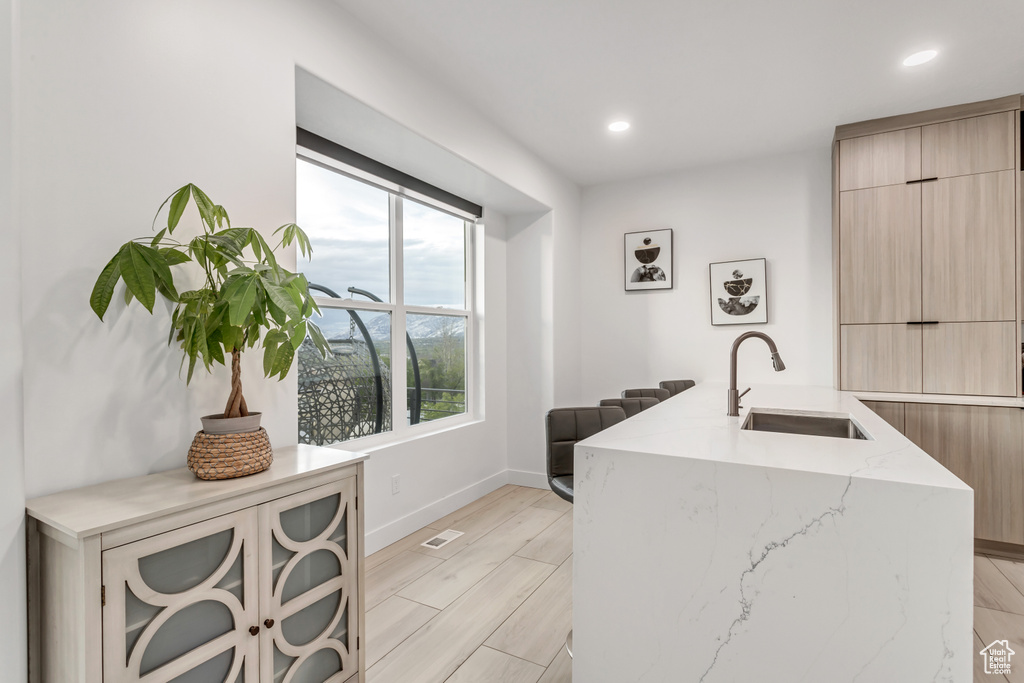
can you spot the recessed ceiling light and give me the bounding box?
[903,49,938,67]
[608,121,630,132]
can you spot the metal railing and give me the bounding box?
[413,388,466,420]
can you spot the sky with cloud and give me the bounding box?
[296,159,466,310]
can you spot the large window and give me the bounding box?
[295,153,475,446]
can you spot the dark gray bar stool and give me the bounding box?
[622,387,671,402]
[600,396,659,418]
[659,379,696,396]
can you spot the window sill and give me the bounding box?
[316,413,483,453]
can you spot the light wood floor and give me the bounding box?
[974,554,1024,682]
[365,485,573,683]
[366,485,1024,683]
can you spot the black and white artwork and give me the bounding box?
[624,229,673,291]
[710,258,768,325]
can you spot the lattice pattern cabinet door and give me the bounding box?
[259,477,359,683]
[102,509,261,682]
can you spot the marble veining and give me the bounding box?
[573,382,973,683]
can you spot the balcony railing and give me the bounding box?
[412,388,466,421]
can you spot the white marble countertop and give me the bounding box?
[579,382,969,492]
[573,381,974,681]
[26,444,368,540]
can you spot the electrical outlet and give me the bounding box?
[391,474,400,495]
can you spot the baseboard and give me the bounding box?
[976,538,1024,561]
[506,469,548,489]
[364,471,509,555]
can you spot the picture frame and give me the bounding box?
[624,229,673,291]
[709,257,768,325]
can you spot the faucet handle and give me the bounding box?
[737,387,751,411]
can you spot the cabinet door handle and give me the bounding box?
[264,618,275,629]
[906,177,938,184]
[906,321,939,325]
[249,625,260,636]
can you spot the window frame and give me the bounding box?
[296,148,478,445]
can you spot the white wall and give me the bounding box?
[579,149,833,402]
[0,0,26,679]
[14,0,580,556]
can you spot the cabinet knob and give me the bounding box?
[249,625,260,636]
[264,618,275,629]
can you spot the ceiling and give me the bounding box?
[334,0,1024,187]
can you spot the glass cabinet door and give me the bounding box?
[102,509,260,683]
[259,477,359,683]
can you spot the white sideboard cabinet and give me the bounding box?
[26,445,367,683]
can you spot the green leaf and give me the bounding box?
[124,284,134,306]
[194,320,210,370]
[190,185,217,231]
[168,308,180,345]
[307,321,330,358]
[186,352,198,384]
[137,244,179,302]
[262,336,280,377]
[264,328,289,346]
[90,253,122,321]
[264,283,301,320]
[189,237,209,271]
[265,295,287,326]
[212,204,230,229]
[150,228,167,247]
[271,339,295,379]
[167,185,191,232]
[253,230,278,271]
[290,321,307,350]
[118,242,156,312]
[206,335,225,366]
[160,248,191,265]
[204,234,243,258]
[223,274,258,326]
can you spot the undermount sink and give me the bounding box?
[741,408,871,440]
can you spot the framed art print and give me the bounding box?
[624,229,673,291]
[710,257,768,325]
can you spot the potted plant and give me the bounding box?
[90,183,330,478]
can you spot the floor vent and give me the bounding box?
[421,529,464,549]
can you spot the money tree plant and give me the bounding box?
[90,184,330,419]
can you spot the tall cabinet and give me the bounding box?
[27,445,366,683]
[835,101,1021,397]
[835,95,1024,548]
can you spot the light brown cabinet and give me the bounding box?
[922,171,1015,322]
[835,99,1021,397]
[840,324,922,392]
[904,403,1024,545]
[921,111,1015,178]
[922,321,1017,396]
[839,184,921,324]
[838,127,921,191]
[860,400,905,433]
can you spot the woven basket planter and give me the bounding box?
[187,427,273,480]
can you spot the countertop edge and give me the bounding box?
[26,445,368,540]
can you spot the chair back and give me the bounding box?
[546,406,627,480]
[659,379,696,396]
[621,387,670,402]
[599,397,658,419]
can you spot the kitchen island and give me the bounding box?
[573,383,973,682]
